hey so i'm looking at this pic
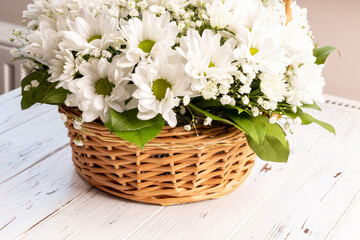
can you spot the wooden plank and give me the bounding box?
[0,147,92,240]
[0,95,54,135]
[20,190,164,240]
[229,111,360,240]
[0,87,20,103]
[118,105,347,240]
[329,192,360,240]
[24,105,341,240]
[0,107,69,184]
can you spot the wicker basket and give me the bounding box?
[59,106,256,205]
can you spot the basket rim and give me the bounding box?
[59,105,247,151]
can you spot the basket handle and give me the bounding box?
[284,0,293,25]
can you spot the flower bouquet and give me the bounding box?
[13,0,335,204]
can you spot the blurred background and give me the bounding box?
[0,0,359,100]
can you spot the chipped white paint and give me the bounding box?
[0,91,359,240]
[0,106,69,184]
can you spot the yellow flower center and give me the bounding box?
[152,78,172,100]
[250,48,259,56]
[88,35,102,43]
[95,77,115,96]
[139,40,156,53]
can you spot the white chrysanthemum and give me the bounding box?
[260,72,289,104]
[291,2,311,31]
[23,0,48,29]
[66,58,131,122]
[118,12,179,67]
[282,19,314,64]
[22,18,63,65]
[230,0,265,32]
[132,57,192,127]
[206,0,237,29]
[232,0,291,74]
[48,49,80,90]
[287,62,325,106]
[177,29,237,92]
[60,9,121,56]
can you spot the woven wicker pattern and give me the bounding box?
[59,106,256,205]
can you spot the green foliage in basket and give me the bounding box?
[105,109,164,150]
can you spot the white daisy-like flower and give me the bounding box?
[22,19,63,65]
[118,12,179,67]
[206,0,237,29]
[184,125,191,131]
[67,58,131,123]
[232,2,291,74]
[230,0,265,32]
[287,62,325,106]
[177,29,237,92]
[132,57,192,127]
[48,49,80,90]
[282,20,314,64]
[60,9,121,55]
[260,72,289,104]
[23,0,48,29]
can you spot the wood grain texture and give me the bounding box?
[0,147,92,240]
[329,192,360,240]
[0,88,20,103]
[0,98,69,184]
[229,111,360,240]
[0,94,54,135]
[20,189,163,240]
[121,106,347,240]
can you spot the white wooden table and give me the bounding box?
[1,88,360,240]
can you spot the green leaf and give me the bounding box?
[227,112,267,146]
[188,103,235,126]
[194,98,245,114]
[299,112,336,135]
[314,46,338,65]
[247,122,290,163]
[247,135,290,163]
[105,109,164,150]
[265,121,289,148]
[301,102,322,111]
[286,109,336,135]
[21,97,35,110]
[21,69,70,110]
